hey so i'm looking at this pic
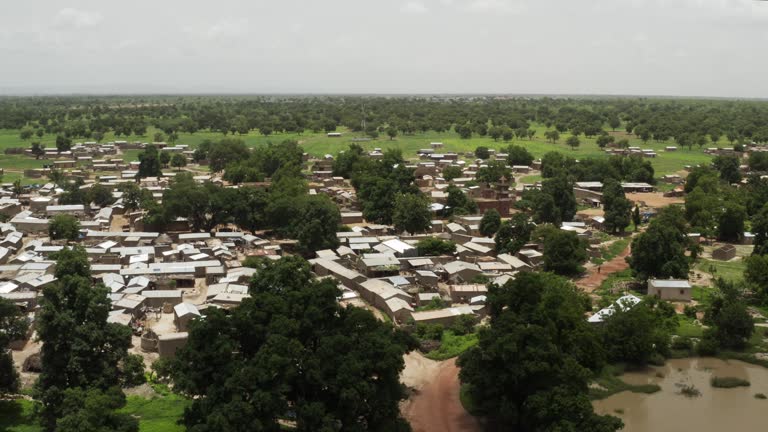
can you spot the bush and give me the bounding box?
[648,353,666,366]
[755,393,767,399]
[416,323,444,341]
[696,330,720,356]
[710,377,750,388]
[671,336,693,351]
[121,354,147,387]
[679,384,701,398]
[419,339,442,354]
[683,305,697,319]
[451,315,477,336]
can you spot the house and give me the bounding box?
[442,261,481,283]
[173,302,201,332]
[411,306,475,327]
[450,284,488,303]
[647,279,692,302]
[497,253,532,272]
[157,332,188,358]
[712,244,737,261]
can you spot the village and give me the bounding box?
[2,134,761,389]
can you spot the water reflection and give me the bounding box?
[593,358,768,432]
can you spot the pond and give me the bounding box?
[593,358,768,432]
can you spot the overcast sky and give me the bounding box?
[1,0,767,97]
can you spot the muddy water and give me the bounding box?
[593,358,768,432]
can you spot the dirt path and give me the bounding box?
[403,358,481,432]
[576,243,632,293]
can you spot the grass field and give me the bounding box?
[694,258,746,282]
[0,393,189,432]
[0,123,715,182]
[424,330,479,361]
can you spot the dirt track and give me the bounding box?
[576,243,631,293]
[403,358,481,432]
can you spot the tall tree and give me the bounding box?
[393,193,432,234]
[170,256,415,432]
[136,145,162,178]
[459,272,622,432]
[602,179,632,234]
[48,214,81,241]
[479,208,502,237]
[35,247,133,431]
[0,298,28,395]
[495,214,533,255]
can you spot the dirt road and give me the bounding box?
[403,358,481,432]
[576,243,631,293]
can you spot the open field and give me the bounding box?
[0,123,716,182]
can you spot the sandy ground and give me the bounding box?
[11,335,41,389]
[402,358,481,432]
[626,192,684,208]
[400,351,441,390]
[576,242,632,293]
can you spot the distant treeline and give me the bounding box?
[3,96,768,144]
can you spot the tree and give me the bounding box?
[86,184,115,207]
[207,138,250,172]
[566,134,580,150]
[48,214,80,241]
[704,279,754,351]
[752,204,768,255]
[596,134,615,149]
[632,204,642,230]
[36,247,133,431]
[489,126,502,141]
[749,152,768,172]
[386,126,398,140]
[136,145,162,178]
[501,127,514,142]
[505,145,534,166]
[459,272,622,431]
[602,179,632,234]
[120,354,146,387]
[31,141,45,159]
[717,202,746,242]
[474,146,490,159]
[159,151,171,167]
[393,193,431,234]
[20,127,34,140]
[153,131,165,142]
[170,152,187,170]
[601,299,673,366]
[55,135,72,152]
[476,160,511,184]
[628,218,689,281]
[495,214,533,255]
[445,185,477,216]
[1,297,28,395]
[417,237,457,256]
[745,254,768,301]
[542,229,588,276]
[616,138,630,149]
[713,155,742,184]
[479,209,501,237]
[544,129,560,144]
[455,124,472,139]
[539,173,577,224]
[442,165,463,181]
[56,387,138,432]
[170,256,415,432]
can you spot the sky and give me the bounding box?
[1,0,768,97]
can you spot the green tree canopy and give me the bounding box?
[393,192,432,234]
[49,214,80,241]
[459,272,621,432]
[170,256,416,432]
[479,209,501,237]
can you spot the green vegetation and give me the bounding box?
[675,317,705,338]
[710,377,750,388]
[0,394,189,432]
[695,259,746,282]
[459,384,479,416]
[755,393,767,399]
[424,331,479,361]
[589,364,662,400]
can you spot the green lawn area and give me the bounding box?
[589,363,661,400]
[0,122,714,182]
[675,317,705,338]
[0,393,189,432]
[694,258,746,282]
[424,330,479,361]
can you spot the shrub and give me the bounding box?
[696,331,719,356]
[671,336,693,351]
[416,323,444,341]
[121,354,147,387]
[683,305,697,319]
[451,315,477,336]
[755,393,767,399]
[679,384,701,398]
[710,377,750,388]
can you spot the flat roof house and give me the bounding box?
[647,279,692,302]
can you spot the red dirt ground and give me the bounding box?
[576,243,632,293]
[403,359,481,432]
